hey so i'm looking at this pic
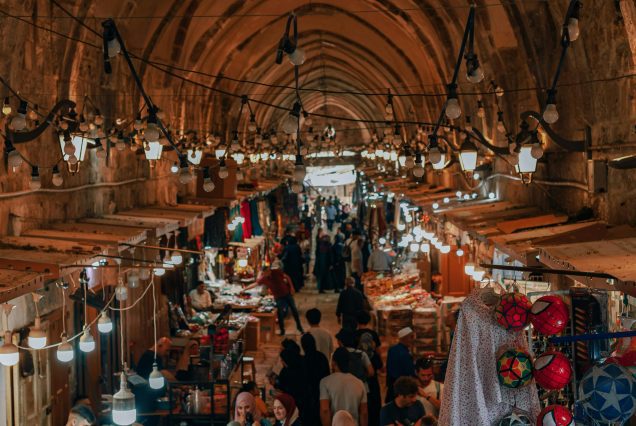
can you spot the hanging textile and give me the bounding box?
[240,200,253,239]
[438,289,540,425]
[230,205,244,242]
[250,199,263,236]
[203,209,228,248]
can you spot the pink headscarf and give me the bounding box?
[235,392,261,423]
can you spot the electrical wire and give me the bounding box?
[108,276,156,311]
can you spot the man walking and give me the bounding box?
[244,261,304,335]
[385,327,416,402]
[336,277,366,330]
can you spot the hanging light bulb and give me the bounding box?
[144,119,161,143]
[282,102,301,134]
[79,328,95,353]
[10,100,28,131]
[52,165,64,187]
[464,261,475,276]
[445,84,461,120]
[148,363,165,389]
[2,97,11,115]
[293,156,306,181]
[0,331,18,366]
[531,142,544,159]
[127,271,140,289]
[432,202,440,210]
[218,159,229,179]
[440,244,451,254]
[420,242,430,253]
[115,283,128,301]
[153,267,166,277]
[56,336,74,362]
[170,162,179,174]
[29,166,41,190]
[203,177,215,192]
[443,197,450,203]
[488,192,496,199]
[98,311,113,333]
[412,151,425,178]
[7,149,23,171]
[134,268,149,282]
[247,115,257,133]
[456,248,465,257]
[112,372,136,425]
[171,251,183,266]
[409,243,420,253]
[566,9,580,42]
[465,54,485,84]
[543,91,559,124]
[28,317,47,349]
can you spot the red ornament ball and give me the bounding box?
[495,292,532,331]
[533,351,572,390]
[497,348,534,388]
[530,295,568,335]
[536,405,574,426]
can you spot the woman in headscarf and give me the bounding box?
[232,392,271,426]
[313,234,333,294]
[276,348,308,421]
[331,232,346,293]
[300,333,330,425]
[273,393,301,426]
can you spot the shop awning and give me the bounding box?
[490,221,604,264]
[79,215,180,239]
[0,269,47,303]
[22,222,148,252]
[496,214,569,234]
[119,205,210,238]
[184,197,239,209]
[539,237,636,295]
[0,245,103,278]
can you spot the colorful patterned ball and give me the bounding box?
[578,363,636,423]
[530,295,569,335]
[495,292,532,331]
[497,348,533,388]
[497,411,532,426]
[534,351,572,390]
[536,405,574,426]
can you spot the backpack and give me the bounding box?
[347,349,367,384]
[358,331,377,361]
[342,241,353,262]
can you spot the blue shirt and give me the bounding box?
[326,205,337,220]
[386,343,415,380]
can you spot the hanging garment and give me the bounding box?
[240,200,253,239]
[438,289,541,426]
[250,199,263,236]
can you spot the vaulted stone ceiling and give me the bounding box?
[0,0,634,228]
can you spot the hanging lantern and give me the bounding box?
[515,144,537,183]
[144,141,163,161]
[59,132,94,174]
[187,149,203,165]
[458,139,478,174]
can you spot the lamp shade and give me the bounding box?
[144,141,163,161]
[98,312,113,333]
[458,140,478,172]
[56,337,74,362]
[0,332,19,366]
[516,145,538,174]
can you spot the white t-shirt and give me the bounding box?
[418,381,444,416]
[308,326,334,360]
[189,289,212,310]
[319,372,367,422]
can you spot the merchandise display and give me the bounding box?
[363,272,420,298]
[495,292,533,331]
[496,411,533,426]
[533,351,572,390]
[530,296,569,335]
[577,363,636,423]
[536,405,574,426]
[439,289,541,425]
[496,348,534,389]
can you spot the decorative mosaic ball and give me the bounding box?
[497,348,533,388]
[534,351,572,390]
[495,292,532,331]
[578,363,636,424]
[497,411,532,426]
[530,295,569,335]
[536,405,574,426]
